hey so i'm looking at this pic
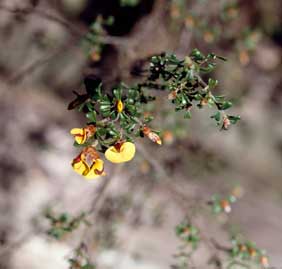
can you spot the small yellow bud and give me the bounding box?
[117,100,124,113]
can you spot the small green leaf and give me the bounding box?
[211,111,221,122]
[220,101,233,110]
[184,111,192,119]
[208,78,218,88]
[86,111,97,122]
[228,115,241,124]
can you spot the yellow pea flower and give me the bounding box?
[84,159,106,179]
[70,128,86,144]
[105,142,136,163]
[70,125,96,145]
[117,100,124,113]
[71,147,105,179]
[72,155,90,176]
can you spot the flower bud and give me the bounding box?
[260,256,269,268]
[239,50,250,66]
[223,116,231,130]
[143,126,162,145]
[220,199,231,213]
[117,100,124,113]
[168,90,177,100]
[200,98,208,106]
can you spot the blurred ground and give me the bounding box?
[0,0,281,268]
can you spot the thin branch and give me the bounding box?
[0,4,127,47]
[0,4,83,37]
[88,164,124,216]
[86,175,112,215]
[210,238,232,253]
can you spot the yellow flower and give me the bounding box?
[105,142,136,163]
[84,159,105,179]
[71,147,105,179]
[72,156,89,175]
[70,128,86,144]
[70,125,96,145]
[143,126,162,145]
[117,100,124,113]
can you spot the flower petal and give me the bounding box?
[70,128,86,144]
[84,159,105,179]
[70,128,84,135]
[105,142,136,163]
[72,159,89,175]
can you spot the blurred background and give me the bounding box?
[0,0,281,268]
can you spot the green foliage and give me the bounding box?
[172,220,200,269]
[68,244,96,269]
[45,210,90,239]
[209,193,237,214]
[175,221,200,249]
[81,16,114,61]
[120,0,140,7]
[69,49,239,154]
[228,237,269,268]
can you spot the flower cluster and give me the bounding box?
[70,129,140,179]
[69,50,239,179]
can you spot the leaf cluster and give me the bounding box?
[68,244,96,269]
[175,221,200,249]
[45,210,90,239]
[69,49,240,153]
